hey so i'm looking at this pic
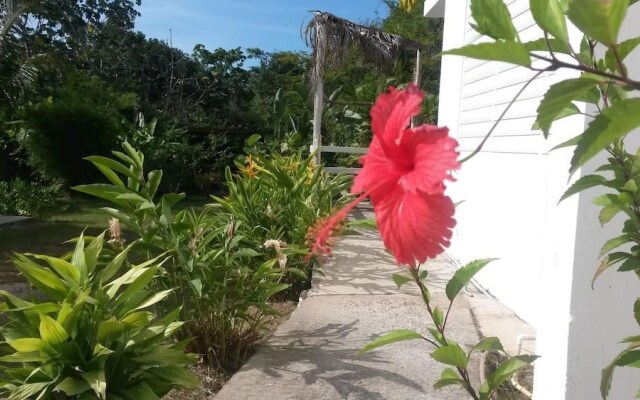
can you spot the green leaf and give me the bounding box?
[147,170,162,199]
[428,327,447,346]
[81,369,107,399]
[29,255,80,286]
[606,37,640,72]
[535,78,600,138]
[190,278,203,297]
[532,103,580,131]
[433,307,444,328]
[433,374,464,389]
[54,377,91,396]
[524,38,572,53]
[567,0,629,46]
[121,381,160,400]
[133,349,194,365]
[39,315,68,345]
[97,319,125,343]
[443,42,531,67]
[11,254,67,300]
[7,382,51,400]
[72,184,132,207]
[231,248,260,259]
[358,329,424,354]
[471,337,504,353]
[616,350,640,367]
[121,311,154,328]
[392,274,413,289]
[635,298,640,327]
[530,0,569,43]
[593,256,614,288]
[469,0,518,41]
[600,234,631,257]
[135,289,173,310]
[446,259,497,301]
[149,366,201,390]
[618,257,640,272]
[599,204,624,225]
[431,344,468,369]
[85,156,138,183]
[559,174,608,202]
[100,244,133,283]
[246,134,262,146]
[623,179,639,193]
[487,355,538,392]
[571,99,640,173]
[551,134,582,151]
[8,338,53,353]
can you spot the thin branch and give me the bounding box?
[460,71,544,164]
[531,53,640,90]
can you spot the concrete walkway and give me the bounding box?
[0,216,29,226]
[216,228,534,399]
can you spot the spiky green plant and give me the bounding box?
[0,233,199,399]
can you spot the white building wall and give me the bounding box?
[432,0,640,398]
[438,0,578,330]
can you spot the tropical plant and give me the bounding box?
[0,233,199,399]
[213,148,353,296]
[73,143,292,372]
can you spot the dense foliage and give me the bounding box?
[0,233,199,399]
[72,143,350,372]
[0,0,443,204]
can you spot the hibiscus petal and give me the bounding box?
[398,125,460,195]
[351,137,403,197]
[370,84,423,157]
[374,189,456,266]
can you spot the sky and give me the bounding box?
[135,0,391,56]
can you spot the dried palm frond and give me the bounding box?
[304,10,425,90]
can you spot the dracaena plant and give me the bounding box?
[307,84,537,400]
[435,0,640,397]
[0,233,198,399]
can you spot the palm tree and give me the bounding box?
[0,0,39,112]
[305,11,424,162]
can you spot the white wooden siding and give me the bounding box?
[457,0,551,154]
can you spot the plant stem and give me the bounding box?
[531,54,640,90]
[410,268,480,400]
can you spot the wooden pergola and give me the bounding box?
[305,11,426,172]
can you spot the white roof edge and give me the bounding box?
[424,0,446,18]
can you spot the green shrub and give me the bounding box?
[24,98,122,185]
[212,150,353,296]
[127,118,244,194]
[73,143,290,372]
[0,233,199,399]
[0,178,66,218]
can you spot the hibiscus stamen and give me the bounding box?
[306,192,369,261]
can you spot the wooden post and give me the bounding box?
[411,48,422,128]
[311,23,327,166]
[312,77,324,165]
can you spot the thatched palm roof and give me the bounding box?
[304,10,426,90]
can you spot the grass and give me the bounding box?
[0,196,211,291]
[0,198,112,292]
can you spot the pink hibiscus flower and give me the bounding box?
[307,84,459,268]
